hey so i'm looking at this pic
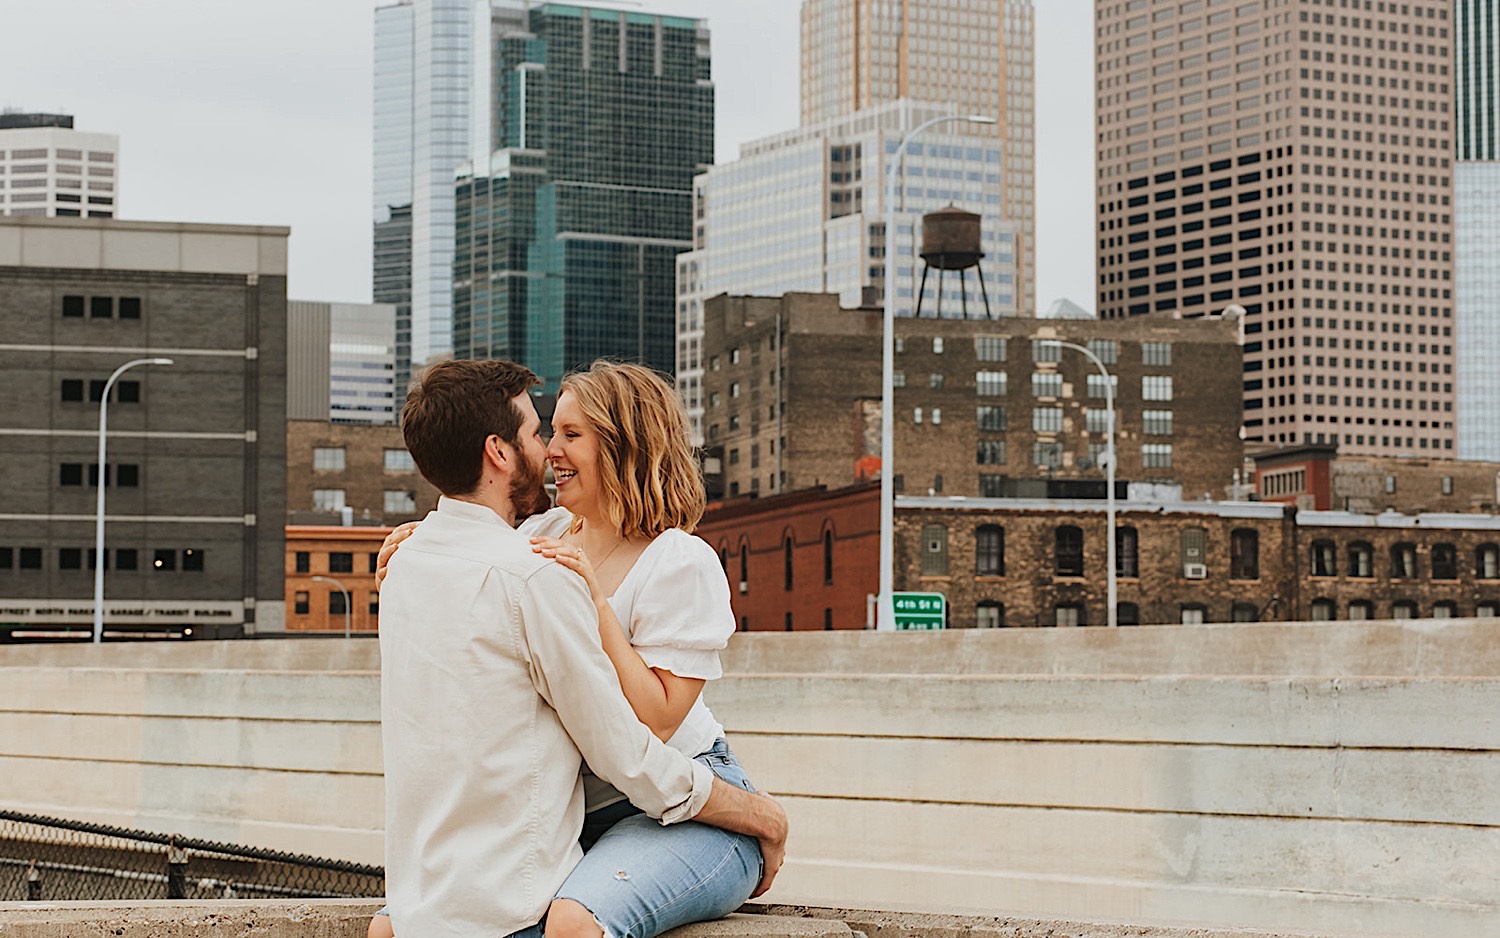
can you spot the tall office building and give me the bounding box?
[1094,0,1456,456]
[287,301,399,425]
[1455,0,1500,459]
[0,113,118,219]
[675,100,1021,444]
[452,1,712,389]
[372,0,470,388]
[799,0,1036,313]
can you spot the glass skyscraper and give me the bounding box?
[1456,0,1500,458]
[452,1,712,390]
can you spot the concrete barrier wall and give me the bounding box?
[2,621,1497,936]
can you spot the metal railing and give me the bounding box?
[0,810,384,902]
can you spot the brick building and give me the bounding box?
[284,526,388,633]
[1254,444,1500,513]
[696,484,1500,629]
[700,293,1244,504]
[286,420,437,525]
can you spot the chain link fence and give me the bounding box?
[0,810,384,902]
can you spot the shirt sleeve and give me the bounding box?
[519,562,713,823]
[629,533,736,680]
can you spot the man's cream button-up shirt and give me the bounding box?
[380,496,715,938]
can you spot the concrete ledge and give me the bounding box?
[0,902,1353,938]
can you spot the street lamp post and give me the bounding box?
[878,112,997,631]
[1047,340,1118,628]
[310,575,352,638]
[93,357,174,644]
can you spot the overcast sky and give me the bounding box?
[0,0,1095,312]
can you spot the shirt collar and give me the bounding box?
[436,495,515,529]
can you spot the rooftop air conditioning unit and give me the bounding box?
[1183,563,1208,579]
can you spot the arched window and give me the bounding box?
[822,528,834,585]
[1116,526,1139,578]
[1477,544,1500,580]
[975,600,1004,628]
[1116,602,1141,626]
[1054,525,1084,577]
[975,524,1005,576]
[1309,598,1335,621]
[738,537,749,594]
[1477,600,1499,618]
[1347,600,1373,620]
[718,540,729,573]
[1392,599,1418,619]
[1310,540,1336,578]
[1432,601,1458,619]
[1348,541,1374,578]
[1230,528,1259,580]
[1431,543,1458,580]
[1054,603,1085,626]
[921,525,949,576]
[1231,602,1259,622]
[783,535,794,591]
[1180,603,1207,625]
[1391,542,1418,579]
[823,608,833,631]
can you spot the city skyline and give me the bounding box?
[0,0,1095,316]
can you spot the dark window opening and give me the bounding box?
[1054,525,1084,578]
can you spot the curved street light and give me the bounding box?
[311,575,353,638]
[93,357,174,643]
[877,113,998,631]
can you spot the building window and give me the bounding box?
[822,529,834,584]
[329,590,348,616]
[1032,406,1063,433]
[1116,526,1139,577]
[1087,373,1118,399]
[313,447,346,471]
[369,552,379,573]
[932,337,944,354]
[1441,476,1454,496]
[1086,339,1118,364]
[1032,339,1061,363]
[1180,604,1207,625]
[913,407,923,424]
[931,408,941,426]
[19,547,43,570]
[90,296,114,319]
[384,490,416,514]
[369,591,381,616]
[119,297,141,320]
[1348,541,1374,578]
[1477,544,1500,579]
[1310,540,1337,578]
[977,406,1008,431]
[1229,529,1258,580]
[1085,408,1111,435]
[116,549,137,571]
[1055,603,1085,626]
[976,601,1004,628]
[1477,601,1500,618]
[152,549,176,572]
[1142,443,1173,468]
[384,448,416,472]
[61,379,84,402]
[1142,342,1173,366]
[61,295,85,318]
[329,552,354,574]
[976,370,1007,396]
[823,607,833,631]
[979,474,1006,497]
[1180,526,1207,569]
[977,440,1007,465]
[1054,525,1084,577]
[1432,601,1458,619]
[1307,599,1335,621]
[929,373,944,389]
[976,525,1004,577]
[921,525,949,576]
[59,463,84,486]
[892,371,906,388]
[1348,600,1374,620]
[1384,475,1397,495]
[182,548,204,572]
[294,591,310,615]
[975,336,1007,361]
[1391,542,1418,579]
[295,551,310,573]
[59,548,83,571]
[1431,543,1458,580]
[1034,442,1063,468]
[1392,600,1418,619]
[1032,372,1062,397]
[1231,602,1259,622]
[738,539,749,593]
[783,536,794,591]
[313,489,346,512]
[1142,376,1173,401]
[1142,410,1173,435]
[1117,602,1141,626]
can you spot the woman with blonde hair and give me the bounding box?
[371,360,766,938]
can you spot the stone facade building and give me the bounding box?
[285,420,436,526]
[284,525,388,633]
[700,292,1244,503]
[1253,443,1500,513]
[0,217,287,639]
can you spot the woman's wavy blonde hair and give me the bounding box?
[559,360,705,538]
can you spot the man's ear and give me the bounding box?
[484,434,510,474]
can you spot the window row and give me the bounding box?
[311,489,417,514]
[60,294,142,320]
[972,337,1173,366]
[58,462,139,487]
[975,599,1499,628]
[292,589,380,617]
[312,447,418,473]
[1310,540,1500,580]
[715,529,838,594]
[60,378,140,403]
[293,550,380,575]
[0,547,204,572]
[920,524,1260,579]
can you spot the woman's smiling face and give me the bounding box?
[547,390,603,519]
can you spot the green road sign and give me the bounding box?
[893,591,946,630]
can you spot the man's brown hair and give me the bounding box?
[400,360,540,496]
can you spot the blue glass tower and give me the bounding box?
[453,2,713,389]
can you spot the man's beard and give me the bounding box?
[509,450,553,521]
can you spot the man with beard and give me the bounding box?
[378,359,786,938]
